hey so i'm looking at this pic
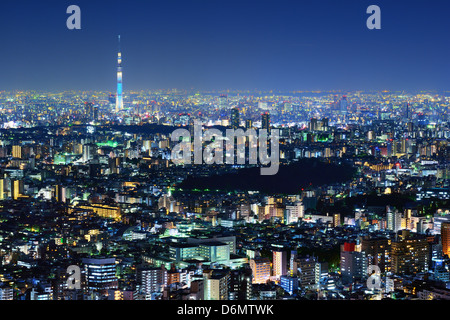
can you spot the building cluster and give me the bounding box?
[0,90,448,300]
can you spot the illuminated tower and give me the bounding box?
[116,35,123,113]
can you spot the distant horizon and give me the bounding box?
[2,88,449,94]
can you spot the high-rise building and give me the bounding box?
[82,143,96,163]
[309,118,318,131]
[391,231,429,275]
[280,276,299,295]
[116,35,123,113]
[333,213,341,227]
[289,250,298,276]
[203,270,230,300]
[229,269,252,300]
[361,236,391,273]
[93,105,99,121]
[405,102,410,120]
[0,179,4,200]
[11,180,23,200]
[109,157,120,175]
[12,145,22,159]
[137,266,168,296]
[249,257,271,284]
[387,206,402,232]
[230,107,240,129]
[340,243,367,284]
[297,256,320,289]
[261,113,270,132]
[188,280,204,300]
[82,257,118,290]
[433,215,450,235]
[441,222,450,257]
[0,287,13,300]
[340,95,348,115]
[54,185,66,203]
[84,102,94,121]
[167,269,183,286]
[272,250,287,278]
[322,117,329,131]
[285,202,304,224]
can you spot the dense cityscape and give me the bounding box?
[0,88,449,301]
[2,0,450,309]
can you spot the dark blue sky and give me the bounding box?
[0,0,449,92]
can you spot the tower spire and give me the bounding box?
[116,35,123,113]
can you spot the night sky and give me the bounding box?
[0,0,449,92]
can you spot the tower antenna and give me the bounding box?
[115,35,123,113]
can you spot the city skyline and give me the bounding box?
[0,81,448,302]
[1,0,450,92]
[1,0,450,306]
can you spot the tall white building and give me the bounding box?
[387,206,402,232]
[297,256,320,289]
[272,250,287,279]
[137,266,167,297]
[285,202,304,224]
[82,143,95,163]
[203,270,230,300]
